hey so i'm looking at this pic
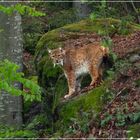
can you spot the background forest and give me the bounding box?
[0,1,140,139]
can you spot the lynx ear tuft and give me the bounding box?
[59,47,62,51]
[59,47,66,54]
[48,48,51,53]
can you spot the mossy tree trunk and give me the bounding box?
[0,3,23,127]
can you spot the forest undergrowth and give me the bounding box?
[23,30,140,138]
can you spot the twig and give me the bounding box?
[131,0,140,24]
[100,87,126,115]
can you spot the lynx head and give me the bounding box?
[48,47,66,67]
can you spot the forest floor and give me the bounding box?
[65,31,140,138]
[23,31,140,138]
[68,62,140,138]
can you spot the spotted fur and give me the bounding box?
[48,43,109,98]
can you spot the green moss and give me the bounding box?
[36,28,64,52]
[47,41,64,50]
[62,18,140,34]
[55,81,111,133]
[127,124,140,138]
[62,19,112,33]
[135,79,140,87]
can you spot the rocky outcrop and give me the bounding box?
[34,18,140,138]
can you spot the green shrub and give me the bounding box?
[0,125,38,138]
[0,59,41,102]
[0,4,45,16]
[26,114,48,131]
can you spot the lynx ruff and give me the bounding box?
[48,43,109,99]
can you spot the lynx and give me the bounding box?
[48,43,109,99]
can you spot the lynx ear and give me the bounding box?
[59,47,62,51]
[59,47,65,54]
[48,48,52,54]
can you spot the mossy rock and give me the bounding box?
[36,18,139,51]
[34,18,140,135]
[127,124,140,138]
[35,18,140,89]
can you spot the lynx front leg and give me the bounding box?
[64,72,76,99]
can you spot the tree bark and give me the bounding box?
[73,0,91,19]
[0,3,23,127]
[131,0,140,24]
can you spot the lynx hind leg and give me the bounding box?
[89,66,100,86]
[64,73,76,99]
[76,76,83,92]
[96,66,103,85]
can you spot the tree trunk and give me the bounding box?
[73,1,91,19]
[131,0,140,24]
[0,3,23,127]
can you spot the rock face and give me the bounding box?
[35,18,140,137]
[129,54,140,63]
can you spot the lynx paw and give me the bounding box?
[90,82,96,87]
[64,94,72,99]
